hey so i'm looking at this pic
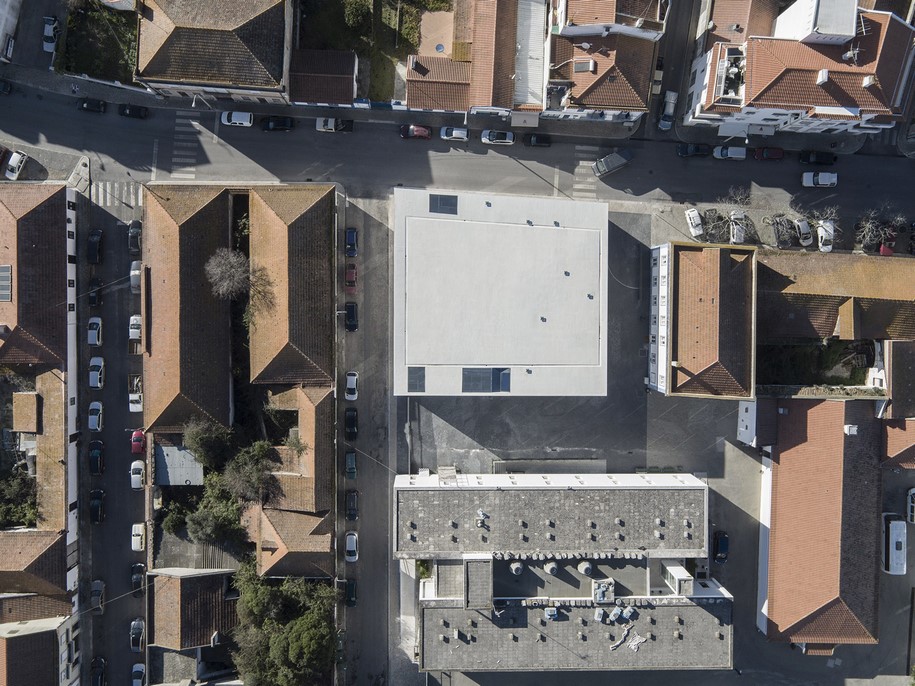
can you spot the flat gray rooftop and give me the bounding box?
[394,473,707,559]
[419,598,733,671]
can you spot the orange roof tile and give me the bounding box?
[705,0,780,51]
[884,419,915,469]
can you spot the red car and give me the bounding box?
[753,147,784,160]
[344,263,357,294]
[131,430,145,454]
[400,125,431,139]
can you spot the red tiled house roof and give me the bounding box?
[766,399,881,647]
[884,419,915,469]
[150,570,239,650]
[0,629,58,686]
[289,49,356,104]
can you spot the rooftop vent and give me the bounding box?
[816,69,829,85]
[635,18,644,27]
[862,75,876,87]
[574,59,597,73]
[844,424,859,436]
[730,23,741,30]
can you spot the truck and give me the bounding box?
[128,314,141,354]
[128,374,143,414]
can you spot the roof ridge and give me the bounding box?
[747,38,790,105]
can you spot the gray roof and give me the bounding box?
[419,597,733,671]
[154,440,205,486]
[887,340,915,419]
[394,473,707,559]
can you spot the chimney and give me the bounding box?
[816,69,829,85]
[862,75,876,88]
[844,424,859,436]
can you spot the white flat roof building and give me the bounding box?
[393,188,609,396]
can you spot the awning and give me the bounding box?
[747,124,776,136]
[716,122,748,137]
[511,111,540,128]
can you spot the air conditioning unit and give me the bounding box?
[574,59,596,73]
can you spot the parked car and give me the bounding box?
[345,489,359,521]
[90,657,106,686]
[880,230,897,256]
[345,578,357,606]
[729,210,748,245]
[684,208,704,238]
[345,371,358,401]
[676,143,712,158]
[344,531,359,562]
[88,277,103,307]
[753,147,784,160]
[592,148,633,178]
[713,530,729,563]
[131,429,145,454]
[344,302,358,332]
[344,263,357,294]
[130,260,141,294]
[42,16,60,53]
[907,487,915,524]
[130,617,145,652]
[131,663,146,686]
[657,90,678,131]
[131,523,146,551]
[262,116,294,131]
[88,356,105,390]
[713,146,747,160]
[440,127,468,141]
[88,440,104,475]
[400,125,431,139]
[88,316,103,346]
[522,133,552,147]
[345,450,356,479]
[816,220,835,252]
[118,104,149,119]
[130,460,145,490]
[481,130,514,145]
[221,111,253,127]
[316,118,352,132]
[88,229,103,264]
[4,151,27,180]
[799,150,837,165]
[90,580,105,614]
[801,172,837,187]
[78,98,107,114]
[344,227,358,257]
[88,401,104,432]
[345,407,358,440]
[128,220,142,255]
[89,489,105,524]
[795,218,813,247]
[131,563,146,596]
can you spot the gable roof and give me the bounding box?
[884,419,915,469]
[137,0,286,89]
[151,570,238,650]
[0,629,58,686]
[244,505,334,577]
[289,49,356,104]
[744,12,915,116]
[0,533,66,598]
[766,399,881,646]
[704,0,780,51]
[143,186,231,433]
[0,594,71,623]
[565,0,663,29]
[249,186,335,386]
[550,34,655,111]
[669,244,756,397]
[0,185,68,367]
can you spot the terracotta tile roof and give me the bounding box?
[550,34,655,110]
[886,340,915,420]
[670,245,756,397]
[567,0,618,23]
[0,630,58,686]
[33,371,66,532]
[705,0,780,51]
[767,399,881,645]
[406,55,472,110]
[249,186,335,386]
[0,533,66,597]
[151,571,238,650]
[0,594,71,623]
[0,185,68,367]
[143,186,231,433]
[289,49,356,104]
[245,504,334,577]
[756,292,843,340]
[137,0,286,89]
[745,13,915,116]
[884,419,915,469]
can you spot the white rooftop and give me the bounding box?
[393,188,608,396]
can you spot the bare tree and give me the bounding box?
[855,207,894,248]
[205,248,250,299]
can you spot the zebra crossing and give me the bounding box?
[170,109,203,180]
[89,180,143,208]
[572,144,600,199]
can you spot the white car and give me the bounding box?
[684,208,704,238]
[802,172,837,188]
[42,16,60,54]
[344,371,358,401]
[816,220,835,252]
[795,218,813,247]
[440,127,468,141]
[130,460,145,490]
[481,130,514,145]
[88,316,102,346]
[4,151,27,180]
[88,357,105,389]
[713,146,747,160]
[129,314,141,341]
[729,210,747,245]
[131,523,146,551]
[220,111,254,127]
[88,401,103,432]
[131,663,146,686]
[344,531,358,562]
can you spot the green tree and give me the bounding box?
[185,473,246,544]
[182,417,234,470]
[221,441,274,503]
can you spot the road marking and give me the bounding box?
[171,157,197,164]
[575,145,600,152]
[150,139,158,182]
[170,172,196,179]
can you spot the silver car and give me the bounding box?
[440,127,468,141]
[88,401,103,432]
[88,357,105,389]
[88,316,102,346]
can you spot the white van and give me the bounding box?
[131,523,146,552]
[883,512,906,575]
